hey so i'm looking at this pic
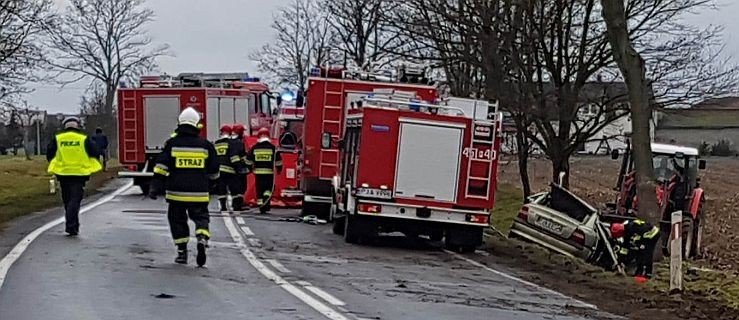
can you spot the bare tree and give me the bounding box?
[0,101,45,159]
[0,0,51,104]
[251,0,336,93]
[42,0,168,140]
[79,82,106,115]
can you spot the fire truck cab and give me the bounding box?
[332,90,503,252]
[117,73,273,194]
[301,68,438,218]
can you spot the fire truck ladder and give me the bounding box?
[319,80,345,178]
[121,90,139,164]
[463,101,501,200]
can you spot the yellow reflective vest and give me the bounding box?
[48,130,102,176]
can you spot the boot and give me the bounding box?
[175,249,188,264]
[219,198,228,213]
[233,197,244,212]
[196,236,207,267]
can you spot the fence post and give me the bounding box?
[670,211,683,293]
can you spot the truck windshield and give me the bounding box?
[260,93,272,114]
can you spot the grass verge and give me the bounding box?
[485,183,739,319]
[0,156,118,227]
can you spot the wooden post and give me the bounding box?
[670,211,682,293]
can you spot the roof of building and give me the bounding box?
[658,108,739,129]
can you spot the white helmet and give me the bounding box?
[178,107,200,127]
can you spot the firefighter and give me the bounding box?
[46,116,102,236]
[150,107,219,267]
[248,127,282,214]
[611,219,661,281]
[213,124,240,213]
[230,123,250,211]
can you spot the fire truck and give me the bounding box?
[331,90,503,252]
[301,68,438,217]
[117,72,274,194]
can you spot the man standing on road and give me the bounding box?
[150,107,219,267]
[214,124,240,213]
[46,116,102,236]
[91,127,109,171]
[611,219,661,281]
[248,127,282,214]
[230,123,249,212]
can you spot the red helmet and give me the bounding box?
[232,123,246,136]
[257,127,270,138]
[220,124,233,135]
[610,223,625,238]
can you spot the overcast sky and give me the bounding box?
[26,0,739,114]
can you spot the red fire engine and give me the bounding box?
[117,72,274,194]
[301,69,438,217]
[331,91,503,252]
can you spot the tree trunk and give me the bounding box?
[550,152,570,188]
[601,0,660,227]
[514,120,532,197]
[22,127,32,160]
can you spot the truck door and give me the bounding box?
[144,96,180,150]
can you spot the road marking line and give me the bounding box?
[0,182,134,290]
[235,217,246,225]
[443,249,597,310]
[241,225,255,236]
[267,259,292,273]
[295,281,346,306]
[223,217,349,320]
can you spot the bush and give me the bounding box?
[710,139,736,157]
[698,141,711,156]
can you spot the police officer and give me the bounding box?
[150,107,219,267]
[230,123,249,211]
[248,127,282,214]
[214,124,239,213]
[47,116,102,236]
[611,219,661,280]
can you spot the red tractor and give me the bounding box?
[608,142,707,258]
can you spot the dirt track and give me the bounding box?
[498,155,739,271]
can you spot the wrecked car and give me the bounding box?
[509,183,619,269]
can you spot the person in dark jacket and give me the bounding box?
[611,219,661,280]
[213,124,244,213]
[47,116,102,236]
[230,123,249,211]
[150,107,219,267]
[90,127,109,171]
[247,127,282,214]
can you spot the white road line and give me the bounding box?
[241,225,255,236]
[295,281,346,307]
[443,249,597,310]
[0,182,134,290]
[235,217,246,225]
[267,259,292,273]
[223,217,349,320]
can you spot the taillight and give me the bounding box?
[570,229,585,246]
[358,203,381,213]
[467,214,489,224]
[128,165,137,171]
[518,206,529,221]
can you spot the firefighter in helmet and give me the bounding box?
[150,107,219,267]
[213,124,240,213]
[611,219,661,281]
[247,127,282,214]
[230,123,249,211]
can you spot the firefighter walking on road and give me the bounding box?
[47,116,102,236]
[248,128,282,214]
[611,219,661,281]
[214,124,240,213]
[150,107,219,267]
[230,123,249,211]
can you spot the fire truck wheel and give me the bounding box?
[344,214,371,244]
[333,216,346,235]
[138,183,150,195]
[445,227,482,253]
[430,229,444,242]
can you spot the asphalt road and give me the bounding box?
[0,184,614,320]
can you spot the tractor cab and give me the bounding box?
[609,142,707,258]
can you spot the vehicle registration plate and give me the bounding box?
[535,217,563,234]
[355,188,393,199]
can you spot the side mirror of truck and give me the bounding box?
[321,132,331,149]
[610,149,619,160]
[698,159,707,170]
